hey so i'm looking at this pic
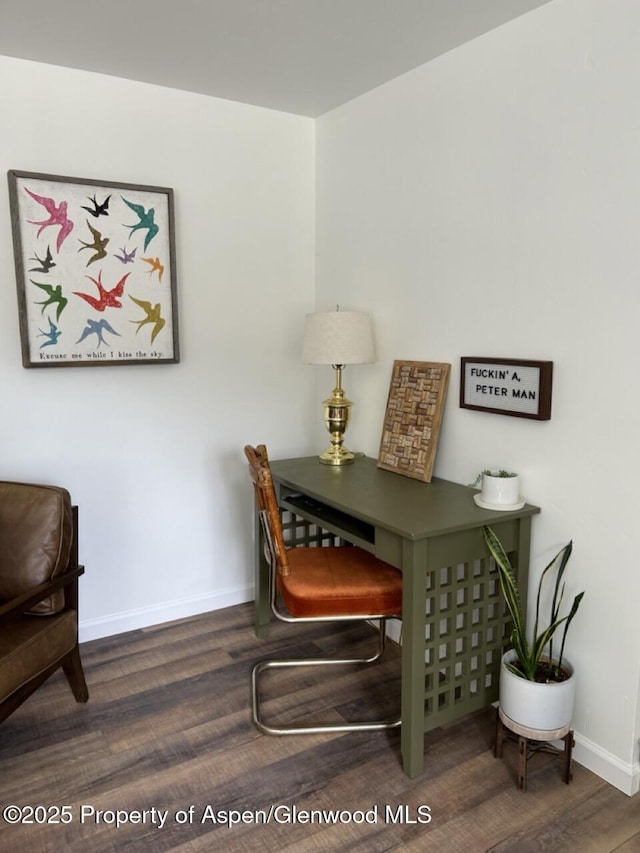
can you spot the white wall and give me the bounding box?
[316,0,640,794]
[3,0,638,797]
[0,56,316,638]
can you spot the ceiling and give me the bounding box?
[0,0,552,117]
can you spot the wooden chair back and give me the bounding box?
[244,445,291,577]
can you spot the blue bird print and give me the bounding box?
[76,318,121,348]
[121,197,159,250]
[38,317,62,348]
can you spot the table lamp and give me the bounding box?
[302,309,375,465]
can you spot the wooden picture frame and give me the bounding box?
[377,360,451,482]
[460,357,553,420]
[8,170,179,367]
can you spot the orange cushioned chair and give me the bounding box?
[0,482,88,725]
[245,444,402,735]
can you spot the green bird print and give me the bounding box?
[30,280,68,322]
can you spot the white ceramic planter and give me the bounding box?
[481,473,520,506]
[499,650,576,732]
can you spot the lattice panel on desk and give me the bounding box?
[423,558,510,722]
[279,509,343,548]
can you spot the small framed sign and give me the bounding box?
[460,357,553,420]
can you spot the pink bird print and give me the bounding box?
[24,187,74,252]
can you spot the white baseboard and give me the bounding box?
[78,584,254,642]
[573,732,640,797]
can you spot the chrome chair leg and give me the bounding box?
[251,620,401,735]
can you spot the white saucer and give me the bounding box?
[473,494,526,512]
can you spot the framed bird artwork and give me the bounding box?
[7,170,179,367]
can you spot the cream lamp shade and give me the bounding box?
[302,311,374,366]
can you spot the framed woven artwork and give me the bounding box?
[377,360,451,482]
[8,170,179,367]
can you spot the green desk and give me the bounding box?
[253,455,539,778]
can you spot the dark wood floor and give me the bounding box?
[0,603,638,852]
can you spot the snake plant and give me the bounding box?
[483,525,584,682]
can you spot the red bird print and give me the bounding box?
[73,270,130,312]
[24,187,74,252]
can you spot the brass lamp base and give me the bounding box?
[318,365,355,466]
[319,444,355,466]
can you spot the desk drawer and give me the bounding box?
[279,490,375,553]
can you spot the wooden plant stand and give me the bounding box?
[494,706,574,792]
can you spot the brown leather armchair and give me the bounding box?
[0,481,88,724]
